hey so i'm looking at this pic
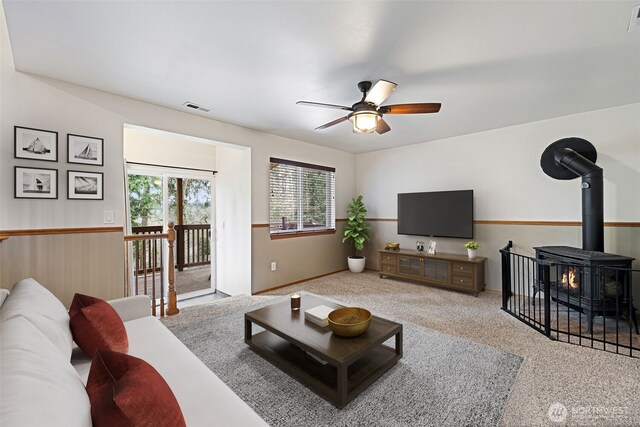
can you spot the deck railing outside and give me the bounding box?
[132,224,211,272]
[124,223,179,317]
[175,224,211,271]
[131,225,163,273]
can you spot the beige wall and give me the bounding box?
[0,232,124,308]
[252,222,351,293]
[0,240,4,283]
[363,221,640,297]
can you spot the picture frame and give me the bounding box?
[14,126,58,162]
[67,134,104,166]
[67,170,104,200]
[427,240,437,255]
[15,166,58,199]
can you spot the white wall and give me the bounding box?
[124,126,216,170]
[356,103,640,293]
[357,103,640,223]
[0,7,356,295]
[0,72,356,230]
[1,9,125,228]
[215,144,252,295]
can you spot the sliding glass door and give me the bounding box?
[126,166,215,299]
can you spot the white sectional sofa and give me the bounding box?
[0,278,268,427]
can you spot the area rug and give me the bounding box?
[163,293,522,427]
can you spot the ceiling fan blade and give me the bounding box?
[375,118,391,135]
[315,116,349,130]
[296,101,352,111]
[380,103,441,114]
[364,80,397,106]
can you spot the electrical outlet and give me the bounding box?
[103,211,114,224]
[270,261,277,271]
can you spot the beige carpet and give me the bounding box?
[182,271,640,426]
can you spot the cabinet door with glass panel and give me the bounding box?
[398,256,422,278]
[424,260,449,283]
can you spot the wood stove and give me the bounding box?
[501,137,638,357]
[533,246,637,333]
[535,138,637,335]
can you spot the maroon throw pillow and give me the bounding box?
[69,293,128,356]
[86,349,186,427]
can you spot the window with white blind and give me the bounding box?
[269,157,335,236]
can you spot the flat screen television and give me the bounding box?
[397,190,473,239]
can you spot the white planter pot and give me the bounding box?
[347,256,366,273]
[467,249,477,259]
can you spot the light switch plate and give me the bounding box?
[103,211,114,224]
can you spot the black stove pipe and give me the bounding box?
[553,148,604,252]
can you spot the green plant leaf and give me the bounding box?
[342,195,370,255]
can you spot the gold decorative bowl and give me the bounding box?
[328,307,372,337]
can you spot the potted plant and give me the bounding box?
[343,195,370,273]
[464,241,480,259]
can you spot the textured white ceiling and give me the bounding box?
[3,1,640,153]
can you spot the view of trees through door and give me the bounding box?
[128,173,214,298]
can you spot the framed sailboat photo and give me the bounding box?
[67,134,103,166]
[15,166,58,199]
[67,170,103,200]
[14,126,58,162]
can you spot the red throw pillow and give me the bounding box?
[86,350,186,427]
[69,293,128,356]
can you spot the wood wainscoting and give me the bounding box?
[0,227,125,308]
[368,218,640,227]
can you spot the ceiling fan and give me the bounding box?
[296,80,441,135]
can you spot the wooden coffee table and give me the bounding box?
[244,294,402,408]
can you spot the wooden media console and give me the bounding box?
[378,249,487,296]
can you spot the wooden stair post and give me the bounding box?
[166,222,180,316]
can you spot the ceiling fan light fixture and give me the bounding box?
[297,79,441,134]
[350,111,379,134]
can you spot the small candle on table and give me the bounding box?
[291,293,301,311]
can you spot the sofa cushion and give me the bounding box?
[86,349,186,427]
[114,316,268,426]
[0,278,73,359]
[70,293,128,357]
[0,316,92,427]
[0,288,8,307]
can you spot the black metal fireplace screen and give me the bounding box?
[500,242,639,357]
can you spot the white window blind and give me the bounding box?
[269,157,335,235]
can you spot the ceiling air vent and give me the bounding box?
[183,102,211,113]
[629,4,640,32]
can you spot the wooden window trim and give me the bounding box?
[270,228,336,240]
[269,157,335,173]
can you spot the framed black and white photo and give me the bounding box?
[67,134,104,166]
[68,170,104,200]
[15,166,58,199]
[14,126,58,162]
